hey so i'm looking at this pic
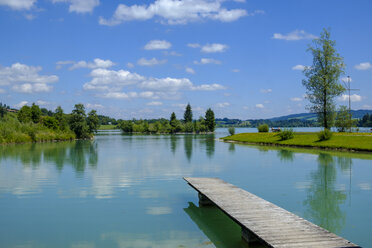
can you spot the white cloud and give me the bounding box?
[341,76,352,83]
[15,101,28,108]
[99,0,250,26]
[191,83,225,91]
[185,67,195,74]
[355,62,372,70]
[83,68,225,100]
[0,0,36,10]
[57,58,115,70]
[194,58,221,65]
[201,43,228,53]
[273,30,317,41]
[126,62,134,68]
[232,69,240,73]
[362,104,372,109]
[35,100,50,106]
[292,64,306,71]
[0,88,5,93]
[0,63,58,93]
[163,51,182,56]
[146,101,163,106]
[86,103,104,109]
[144,40,171,50]
[256,103,264,108]
[290,97,302,102]
[52,0,99,13]
[216,102,230,108]
[137,58,167,66]
[339,94,362,102]
[187,43,200,48]
[260,88,272,93]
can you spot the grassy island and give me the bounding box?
[222,132,372,152]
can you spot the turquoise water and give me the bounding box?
[0,129,372,247]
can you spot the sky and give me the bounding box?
[0,0,371,120]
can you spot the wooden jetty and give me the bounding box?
[184,177,360,248]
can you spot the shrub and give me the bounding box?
[257,124,269,133]
[277,129,294,141]
[318,129,333,141]
[228,127,235,136]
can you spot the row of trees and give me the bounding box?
[120,104,216,134]
[16,103,99,139]
[359,113,372,127]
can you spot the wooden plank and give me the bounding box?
[184,177,360,248]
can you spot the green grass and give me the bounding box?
[98,124,117,130]
[222,132,372,152]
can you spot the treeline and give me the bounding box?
[0,102,100,144]
[359,113,372,127]
[120,104,216,134]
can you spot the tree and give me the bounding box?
[335,105,356,132]
[205,108,215,132]
[54,106,67,130]
[31,103,42,123]
[170,112,177,128]
[87,110,100,134]
[0,103,7,118]
[69,104,90,139]
[18,105,32,123]
[184,103,193,123]
[302,29,345,129]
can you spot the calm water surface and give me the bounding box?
[1,129,372,247]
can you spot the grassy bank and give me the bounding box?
[0,114,75,144]
[221,132,372,152]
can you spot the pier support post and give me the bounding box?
[198,193,213,206]
[242,227,259,243]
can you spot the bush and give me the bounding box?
[277,129,294,141]
[257,124,269,133]
[318,129,333,141]
[228,127,235,136]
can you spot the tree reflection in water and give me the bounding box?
[0,140,98,173]
[277,149,295,162]
[304,153,346,233]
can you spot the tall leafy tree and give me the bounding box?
[184,103,193,123]
[31,103,42,123]
[170,112,177,127]
[205,108,215,132]
[18,105,32,123]
[302,28,345,129]
[54,106,67,130]
[87,110,100,134]
[69,104,89,139]
[335,105,356,132]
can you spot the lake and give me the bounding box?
[1,129,371,247]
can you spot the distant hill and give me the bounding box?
[216,110,372,127]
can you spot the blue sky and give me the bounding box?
[0,0,371,119]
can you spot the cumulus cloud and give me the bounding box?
[57,58,115,70]
[256,103,264,108]
[355,62,372,70]
[83,68,225,100]
[273,30,317,41]
[126,62,134,68]
[15,101,29,108]
[146,101,163,106]
[260,88,272,93]
[52,0,99,13]
[99,0,251,26]
[185,67,195,74]
[216,102,230,108]
[201,43,228,53]
[194,58,221,65]
[137,57,167,66]
[290,97,302,102]
[232,69,240,72]
[187,43,201,48]
[0,0,36,10]
[144,40,171,50]
[339,94,362,102]
[0,63,58,93]
[292,64,307,71]
[86,103,104,109]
